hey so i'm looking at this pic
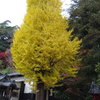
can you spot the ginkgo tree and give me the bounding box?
[11,0,81,100]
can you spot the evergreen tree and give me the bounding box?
[11,0,81,100]
[63,0,100,99]
[69,0,100,49]
[0,20,17,52]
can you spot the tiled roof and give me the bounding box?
[89,82,100,94]
[0,74,17,89]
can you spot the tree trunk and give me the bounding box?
[35,83,45,100]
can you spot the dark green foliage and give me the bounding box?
[69,0,100,49]
[0,67,13,74]
[0,20,18,52]
[95,63,100,85]
[54,77,92,100]
[79,46,100,79]
[0,39,10,52]
[54,92,67,100]
[68,0,100,99]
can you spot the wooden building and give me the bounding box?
[8,72,35,100]
[0,73,18,100]
[89,82,100,100]
[0,72,54,100]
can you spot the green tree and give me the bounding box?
[69,0,100,48]
[63,0,100,99]
[0,20,18,52]
[11,0,81,100]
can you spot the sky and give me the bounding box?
[0,0,72,26]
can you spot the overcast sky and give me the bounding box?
[0,0,72,26]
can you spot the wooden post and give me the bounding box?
[19,81,25,100]
[35,83,45,100]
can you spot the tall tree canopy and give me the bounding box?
[0,20,17,52]
[62,0,100,99]
[11,0,80,92]
[69,0,100,49]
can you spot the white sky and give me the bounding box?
[0,0,72,26]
